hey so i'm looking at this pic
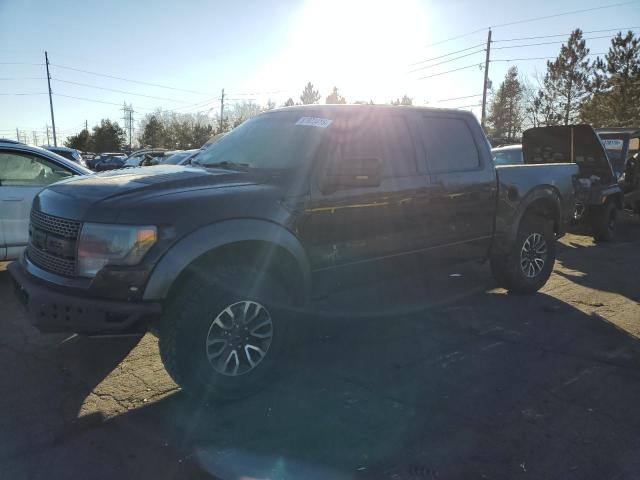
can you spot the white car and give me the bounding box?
[0,139,91,261]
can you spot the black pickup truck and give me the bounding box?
[9,105,578,399]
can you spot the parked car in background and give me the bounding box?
[523,125,623,241]
[8,105,578,400]
[0,139,90,261]
[158,149,200,165]
[42,145,87,167]
[597,128,640,214]
[123,149,168,168]
[93,153,127,171]
[492,144,523,166]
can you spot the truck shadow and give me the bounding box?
[3,223,640,479]
[61,285,640,479]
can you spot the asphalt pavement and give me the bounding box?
[1,216,639,480]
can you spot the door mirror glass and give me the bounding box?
[321,157,381,192]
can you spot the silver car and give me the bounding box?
[0,139,90,261]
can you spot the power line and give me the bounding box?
[424,29,487,49]
[491,0,640,29]
[491,34,624,51]
[409,49,485,73]
[52,92,156,110]
[492,52,608,62]
[0,92,47,95]
[416,63,482,80]
[50,63,213,96]
[436,93,483,103]
[0,77,46,80]
[0,62,44,66]
[451,103,482,109]
[410,43,485,66]
[51,77,193,103]
[422,0,639,49]
[493,26,640,42]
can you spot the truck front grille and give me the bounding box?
[30,210,81,238]
[27,210,81,277]
[27,245,77,277]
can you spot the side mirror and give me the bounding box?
[321,157,381,193]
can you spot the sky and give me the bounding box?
[0,0,639,146]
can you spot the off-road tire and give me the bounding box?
[590,201,617,242]
[158,263,292,400]
[490,214,556,294]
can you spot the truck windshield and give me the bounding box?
[193,112,330,169]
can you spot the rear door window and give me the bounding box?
[325,115,417,178]
[420,116,480,173]
[0,151,71,186]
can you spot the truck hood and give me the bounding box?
[522,125,615,183]
[34,165,259,221]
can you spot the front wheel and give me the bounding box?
[158,264,292,400]
[491,214,556,294]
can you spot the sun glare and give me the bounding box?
[255,0,429,103]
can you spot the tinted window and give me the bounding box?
[325,115,417,177]
[0,151,72,186]
[421,116,479,173]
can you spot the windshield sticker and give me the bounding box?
[296,117,333,128]
[602,139,624,150]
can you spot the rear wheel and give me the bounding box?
[590,200,617,242]
[158,263,292,400]
[490,214,556,294]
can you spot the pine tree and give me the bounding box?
[487,67,525,141]
[581,31,640,127]
[391,95,413,106]
[325,86,347,104]
[538,29,592,125]
[64,129,93,151]
[300,82,320,104]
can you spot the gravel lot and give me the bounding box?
[1,216,639,480]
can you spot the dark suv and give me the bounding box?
[9,105,578,399]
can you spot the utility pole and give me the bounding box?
[219,88,225,133]
[480,28,492,130]
[32,131,37,145]
[45,124,50,145]
[44,51,57,146]
[85,119,88,131]
[16,127,19,142]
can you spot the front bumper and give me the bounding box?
[8,260,161,334]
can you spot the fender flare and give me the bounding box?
[143,219,311,303]
[494,186,562,255]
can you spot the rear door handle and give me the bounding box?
[2,197,24,202]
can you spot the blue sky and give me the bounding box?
[0,0,638,145]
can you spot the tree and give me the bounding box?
[92,119,126,152]
[581,31,640,127]
[487,66,525,141]
[228,101,263,128]
[391,95,413,106]
[325,86,347,104]
[538,29,593,125]
[64,129,93,151]
[139,115,165,148]
[283,98,295,107]
[300,82,320,104]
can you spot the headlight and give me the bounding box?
[77,223,157,277]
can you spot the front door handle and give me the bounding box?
[2,197,24,202]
